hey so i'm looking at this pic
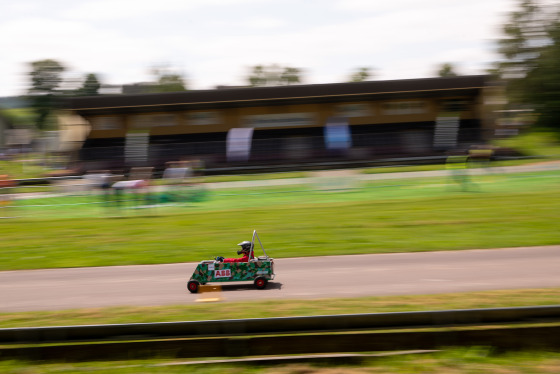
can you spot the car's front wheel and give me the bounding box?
[187,280,200,293]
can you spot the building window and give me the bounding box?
[130,114,177,129]
[382,101,426,115]
[243,113,315,128]
[335,103,371,117]
[441,99,470,112]
[185,111,221,125]
[91,116,123,130]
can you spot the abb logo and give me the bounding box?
[214,269,231,278]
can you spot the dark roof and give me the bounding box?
[64,75,488,114]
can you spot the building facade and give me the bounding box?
[64,75,493,173]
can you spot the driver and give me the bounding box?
[216,241,254,263]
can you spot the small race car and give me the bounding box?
[187,230,275,293]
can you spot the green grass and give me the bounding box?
[1,170,559,270]
[0,348,559,373]
[199,171,308,183]
[360,158,551,174]
[0,288,559,328]
[493,130,560,158]
[0,157,52,180]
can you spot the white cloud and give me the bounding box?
[0,0,522,96]
[60,0,261,21]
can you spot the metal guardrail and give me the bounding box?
[2,305,560,344]
[3,325,560,362]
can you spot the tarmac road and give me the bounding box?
[1,245,560,312]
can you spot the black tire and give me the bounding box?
[254,277,268,290]
[187,280,200,293]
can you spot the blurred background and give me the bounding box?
[1,0,559,183]
[1,1,560,370]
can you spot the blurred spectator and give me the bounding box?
[111,179,147,209]
[191,159,205,176]
[468,145,494,169]
[446,150,472,191]
[83,170,112,190]
[0,174,16,217]
[163,160,192,182]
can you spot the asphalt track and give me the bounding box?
[1,246,559,312]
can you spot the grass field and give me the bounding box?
[1,168,559,270]
[1,288,559,328]
[1,348,559,373]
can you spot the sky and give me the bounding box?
[1,0,521,97]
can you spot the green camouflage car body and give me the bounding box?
[190,259,274,284]
[187,257,274,292]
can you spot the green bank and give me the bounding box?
[1,170,559,270]
[0,288,559,328]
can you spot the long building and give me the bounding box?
[64,75,494,173]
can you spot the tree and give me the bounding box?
[247,65,302,87]
[349,67,372,82]
[437,63,458,77]
[149,66,187,93]
[495,1,550,102]
[494,0,560,131]
[523,18,560,129]
[248,65,267,86]
[156,73,187,92]
[280,67,302,85]
[29,59,65,95]
[76,73,101,96]
[27,59,65,130]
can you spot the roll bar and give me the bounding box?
[250,230,268,259]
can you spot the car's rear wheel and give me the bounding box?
[187,280,200,293]
[254,277,268,290]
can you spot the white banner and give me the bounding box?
[227,128,254,162]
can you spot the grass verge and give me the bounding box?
[0,348,559,373]
[2,170,559,270]
[1,288,558,328]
